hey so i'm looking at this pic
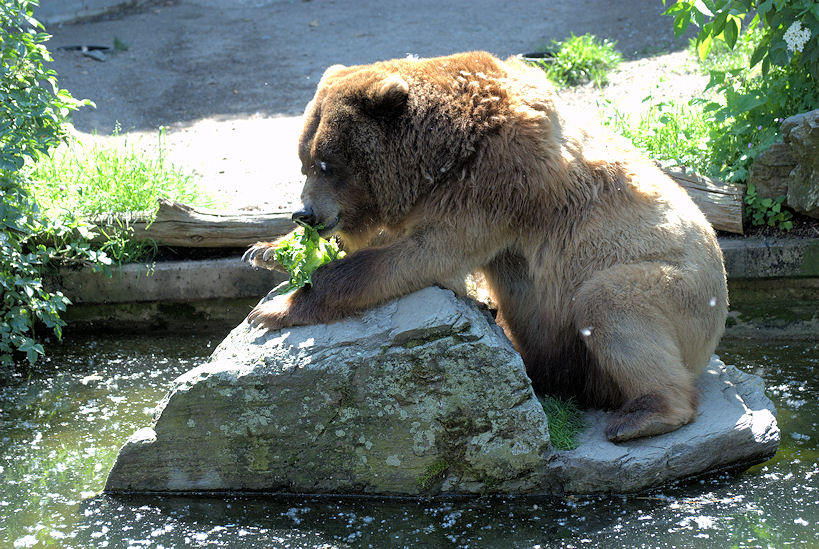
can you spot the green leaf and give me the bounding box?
[697,33,714,60]
[693,0,714,17]
[705,70,726,91]
[723,16,739,49]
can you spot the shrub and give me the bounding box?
[1,0,99,373]
[664,0,819,227]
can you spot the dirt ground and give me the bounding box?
[46,0,702,211]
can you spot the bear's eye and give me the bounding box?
[316,160,328,174]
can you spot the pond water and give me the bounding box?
[1,333,816,548]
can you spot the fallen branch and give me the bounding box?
[91,199,294,248]
[664,168,745,235]
[88,171,744,249]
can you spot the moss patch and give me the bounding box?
[418,459,449,491]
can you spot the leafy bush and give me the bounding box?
[1,0,100,373]
[664,0,819,227]
[531,33,623,88]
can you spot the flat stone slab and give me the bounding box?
[105,287,779,496]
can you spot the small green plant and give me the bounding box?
[744,183,794,230]
[601,96,712,173]
[540,395,586,450]
[531,33,623,88]
[272,223,346,294]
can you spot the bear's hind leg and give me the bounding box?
[574,265,708,442]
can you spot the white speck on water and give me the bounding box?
[386,454,401,466]
[794,517,809,526]
[580,327,593,337]
[709,297,717,307]
[187,418,196,427]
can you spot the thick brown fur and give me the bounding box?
[245,52,729,442]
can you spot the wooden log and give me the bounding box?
[89,170,744,248]
[664,168,745,235]
[91,199,295,248]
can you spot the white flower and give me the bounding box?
[783,21,812,54]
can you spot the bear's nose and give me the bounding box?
[292,206,317,227]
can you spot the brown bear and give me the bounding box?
[244,51,728,443]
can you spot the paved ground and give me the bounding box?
[46,0,693,210]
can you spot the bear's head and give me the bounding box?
[291,52,523,248]
[292,63,413,247]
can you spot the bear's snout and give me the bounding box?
[292,206,317,228]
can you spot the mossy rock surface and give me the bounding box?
[105,287,780,496]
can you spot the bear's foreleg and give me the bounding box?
[248,221,502,330]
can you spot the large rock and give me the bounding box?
[748,142,794,199]
[105,287,550,495]
[782,109,819,218]
[105,287,780,496]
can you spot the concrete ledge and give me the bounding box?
[720,237,819,279]
[47,238,819,307]
[46,257,285,304]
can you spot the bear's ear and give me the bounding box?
[364,74,409,118]
[319,64,347,86]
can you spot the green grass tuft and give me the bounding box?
[540,395,586,450]
[26,127,215,264]
[600,96,712,174]
[27,127,213,220]
[531,33,623,88]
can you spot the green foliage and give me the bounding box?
[744,183,794,229]
[540,395,586,450]
[27,126,212,264]
[664,0,819,78]
[272,223,345,294]
[532,33,623,88]
[601,95,712,172]
[660,1,819,230]
[0,0,87,171]
[1,0,100,373]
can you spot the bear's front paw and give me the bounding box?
[242,241,285,272]
[247,294,296,330]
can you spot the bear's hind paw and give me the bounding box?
[604,393,690,443]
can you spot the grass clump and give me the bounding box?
[27,127,215,264]
[540,395,585,451]
[28,127,211,220]
[532,33,623,88]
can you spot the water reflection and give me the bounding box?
[1,334,816,548]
